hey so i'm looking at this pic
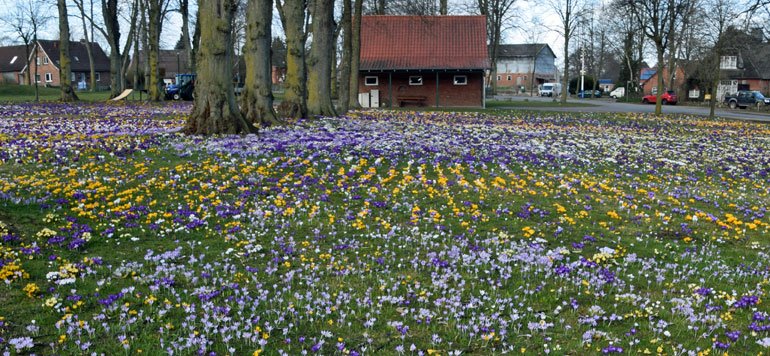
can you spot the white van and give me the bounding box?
[540,83,562,97]
[610,87,625,98]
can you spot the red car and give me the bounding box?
[642,91,678,105]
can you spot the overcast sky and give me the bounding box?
[0,0,581,67]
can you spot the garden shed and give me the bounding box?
[358,15,490,108]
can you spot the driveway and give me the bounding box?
[492,95,770,122]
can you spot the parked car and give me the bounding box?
[539,83,562,97]
[642,91,678,105]
[610,87,625,98]
[578,89,602,98]
[723,90,770,109]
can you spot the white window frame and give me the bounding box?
[71,72,75,82]
[36,57,40,65]
[364,76,378,86]
[408,76,423,86]
[35,74,40,83]
[453,75,467,86]
[496,75,501,81]
[507,75,512,81]
[45,73,52,82]
[96,72,101,82]
[42,56,48,64]
[720,56,737,70]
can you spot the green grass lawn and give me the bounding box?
[0,84,113,102]
[1,104,770,355]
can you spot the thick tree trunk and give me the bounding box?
[307,0,337,117]
[58,0,78,102]
[280,0,308,118]
[655,46,664,114]
[440,0,447,14]
[148,0,163,101]
[242,0,281,126]
[103,0,122,97]
[338,0,352,113]
[184,0,256,135]
[348,0,363,108]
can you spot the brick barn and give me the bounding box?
[358,15,489,108]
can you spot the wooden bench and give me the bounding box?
[397,95,427,107]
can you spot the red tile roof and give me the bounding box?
[360,15,489,71]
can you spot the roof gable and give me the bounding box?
[360,15,489,70]
[37,40,111,72]
[0,45,29,72]
[497,44,555,59]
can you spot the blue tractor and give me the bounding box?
[165,74,196,101]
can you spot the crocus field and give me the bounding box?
[1,102,769,356]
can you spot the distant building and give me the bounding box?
[598,79,614,92]
[495,44,556,91]
[128,49,191,84]
[358,15,489,108]
[0,45,28,84]
[0,40,111,89]
[640,66,686,95]
[717,29,770,98]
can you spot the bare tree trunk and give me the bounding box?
[377,0,385,14]
[655,45,664,114]
[330,24,340,100]
[102,0,122,97]
[142,0,150,95]
[148,0,163,101]
[180,0,192,69]
[75,0,97,91]
[184,0,256,135]
[24,43,31,87]
[307,0,337,117]
[710,51,720,119]
[280,0,308,118]
[338,0,352,113]
[33,32,39,102]
[440,0,447,14]
[242,0,281,125]
[58,0,78,101]
[133,20,140,90]
[192,10,200,73]
[561,22,569,104]
[348,0,363,108]
[119,0,138,92]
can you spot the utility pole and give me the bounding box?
[580,38,585,98]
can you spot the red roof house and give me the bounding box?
[358,15,489,108]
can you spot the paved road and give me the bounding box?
[493,95,770,122]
